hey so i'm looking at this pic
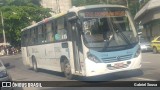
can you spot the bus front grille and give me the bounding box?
[102,54,132,63]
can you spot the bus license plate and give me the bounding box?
[114,63,124,68]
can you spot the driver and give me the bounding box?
[100,18,113,41]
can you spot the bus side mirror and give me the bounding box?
[67,12,78,22]
[68,16,78,22]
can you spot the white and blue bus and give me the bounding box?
[21,5,141,79]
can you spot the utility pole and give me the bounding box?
[1,11,6,47]
[107,0,109,4]
[56,0,60,13]
[126,0,129,7]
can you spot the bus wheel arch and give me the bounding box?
[60,56,67,72]
[32,56,38,72]
[60,56,73,79]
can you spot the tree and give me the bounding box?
[126,0,140,17]
[0,0,52,47]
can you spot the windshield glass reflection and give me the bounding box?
[79,8,138,52]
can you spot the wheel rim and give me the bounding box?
[65,63,71,76]
[33,62,36,70]
[63,60,73,79]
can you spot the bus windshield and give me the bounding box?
[78,7,138,52]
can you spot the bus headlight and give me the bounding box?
[87,52,101,63]
[134,47,141,58]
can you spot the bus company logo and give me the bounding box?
[116,56,121,60]
[2,82,12,87]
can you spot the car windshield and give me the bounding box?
[79,7,138,52]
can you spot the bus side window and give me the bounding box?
[46,22,54,43]
[42,24,47,43]
[38,26,43,44]
[55,16,67,41]
[30,28,37,45]
[28,29,32,45]
[21,31,28,47]
[26,30,29,46]
[34,27,38,45]
[52,21,55,41]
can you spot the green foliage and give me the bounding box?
[128,0,140,17]
[0,0,52,47]
[0,0,41,6]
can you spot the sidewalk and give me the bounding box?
[0,53,21,57]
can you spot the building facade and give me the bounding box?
[41,0,72,14]
[135,0,160,41]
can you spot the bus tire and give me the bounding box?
[32,56,38,72]
[63,60,73,80]
[153,47,158,54]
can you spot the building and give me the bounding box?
[135,0,160,41]
[41,0,72,14]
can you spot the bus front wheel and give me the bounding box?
[63,60,73,79]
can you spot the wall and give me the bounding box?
[142,20,160,41]
[152,23,160,38]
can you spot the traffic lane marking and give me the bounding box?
[142,62,151,64]
[133,77,157,81]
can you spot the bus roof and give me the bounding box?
[22,4,127,32]
[21,12,67,32]
[68,4,127,13]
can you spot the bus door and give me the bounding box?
[21,31,30,66]
[70,21,84,73]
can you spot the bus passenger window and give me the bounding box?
[38,26,43,44]
[61,29,67,39]
[31,29,35,45]
[21,31,28,46]
[46,22,54,42]
[28,29,32,45]
[55,29,67,40]
[33,28,38,45]
[55,33,61,40]
[55,16,67,41]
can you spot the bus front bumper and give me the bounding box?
[85,54,142,77]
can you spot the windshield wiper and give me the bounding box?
[117,30,131,45]
[110,17,131,45]
[101,34,114,51]
[101,18,132,51]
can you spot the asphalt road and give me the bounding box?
[0,52,160,90]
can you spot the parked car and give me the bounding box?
[151,36,160,53]
[0,60,12,90]
[139,37,152,52]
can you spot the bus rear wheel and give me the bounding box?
[63,60,73,79]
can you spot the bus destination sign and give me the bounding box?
[82,11,125,18]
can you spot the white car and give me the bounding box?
[139,37,152,52]
[0,60,13,90]
[0,60,12,81]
